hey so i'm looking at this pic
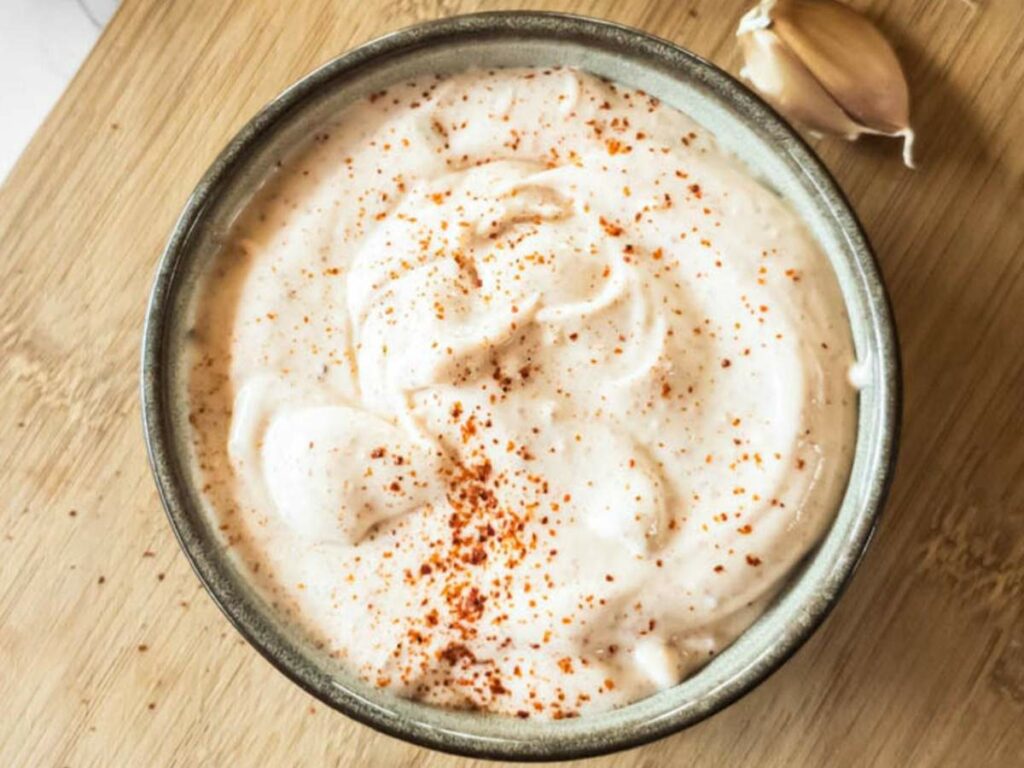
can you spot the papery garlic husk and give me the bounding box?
[737,0,915,167]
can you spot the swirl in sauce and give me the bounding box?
[187,68,857,718]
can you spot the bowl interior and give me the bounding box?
[143,12,898,761]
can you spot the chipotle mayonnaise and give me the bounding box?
[186,67,857,719]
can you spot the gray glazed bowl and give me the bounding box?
[141,12,900,761]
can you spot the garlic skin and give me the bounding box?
[737,0,915,167]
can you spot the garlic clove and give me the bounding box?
[771,0,911,134]
[739,28,863,139]
[737,0,915,167]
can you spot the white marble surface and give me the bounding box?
[0,0,119,182]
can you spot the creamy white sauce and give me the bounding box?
[187,67,857,718]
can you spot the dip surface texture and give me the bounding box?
[187,68,857,718]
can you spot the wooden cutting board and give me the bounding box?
[2,1,1022,765]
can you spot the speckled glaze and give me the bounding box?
[141,12,900,761]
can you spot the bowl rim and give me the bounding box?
[141,10,901,761]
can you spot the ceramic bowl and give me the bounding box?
[141,11,900,760]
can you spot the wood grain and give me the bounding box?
[1,0,1022,765]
